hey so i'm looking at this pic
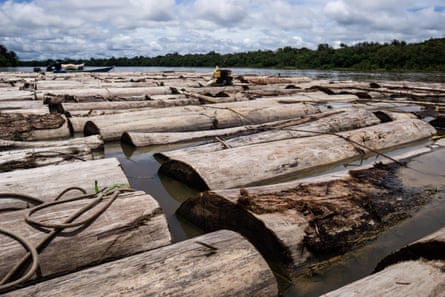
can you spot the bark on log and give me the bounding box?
[3,230,278,297]
[158,109,381,158]
[0,113,71,141]
[122,110,343,147]
[0,135,103,151]
[320,260,445,297]
[85,103,321,141]
[160,119,436,190]
[177,146,438,280]
[0,145,94,172]
[0,158,128,210]
[0,190,171,291]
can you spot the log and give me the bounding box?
[85,102,321,141]
[176,145,439,280]
[0,113,71,141]
[320,260,445,297]
[158,108,381,158]
[0,135,103,151]
[160,119,436,190]
[0,190,171,291]
[0,158,128,210]
[122,110,344,146]
[0,145,94,172]
[3,230,278,297]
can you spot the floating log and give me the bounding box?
[85,102,321,141]
[0,158,128,210]
[160,119,436,190]
[177,145,439,280]
[3,230,278,297]
[321,227,445,297]
[122,110,344,147]
[0,113,71,141]
[158,109,381,158]
[0,135,103,151]
[0,145,93,172]
[0,190,171,291]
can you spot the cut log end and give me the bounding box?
[159,160,209,191]
[83,120,100,137]
[120,132,135,146]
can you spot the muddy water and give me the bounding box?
[105,138,445,297]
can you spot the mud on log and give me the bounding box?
[0,190,171,291]
[3,230,278,297]
[0,113,70,141]
[160,119,436,190]
[177,157,439,280]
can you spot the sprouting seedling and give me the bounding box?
[94,180,99,193]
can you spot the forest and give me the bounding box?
[0,44,19,67]
[5,38,445,71]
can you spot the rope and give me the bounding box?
[0,185,132,293]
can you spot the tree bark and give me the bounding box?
[3,230,278,297]
[0,135,103,151]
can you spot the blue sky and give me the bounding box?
[0,0,444,60]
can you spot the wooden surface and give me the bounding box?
[0,190,172,287]
[4,230,278,297]
[160,119,436,190]
[0,158,128,209]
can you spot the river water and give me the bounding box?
[4,66,445,296]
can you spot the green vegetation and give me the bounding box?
[17,38,445,71]
[0,45,19,67]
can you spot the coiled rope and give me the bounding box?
[0,185,132,293]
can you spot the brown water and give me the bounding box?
[104,139,445,297]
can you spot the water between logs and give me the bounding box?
[103,136,445,297]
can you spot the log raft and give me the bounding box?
[3,230,278,297]
[160,119,436,190]
[0,190,172,291]
[177,145,442,280]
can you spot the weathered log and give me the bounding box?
[158,109,381,158]
[3,230,278,297]
[160,119,436,190]
[0,90,35,101]
[0,113,71,141]
[86,102,321,141]
[0,190,171,291]
[0,145,94,171]
[321,226,445,296]
[0,135,103,151]
[177,145,439,280]
[320,260,445,297]
[122,110,344,147]
[0,158,128,210]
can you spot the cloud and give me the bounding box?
[0,0,443,60]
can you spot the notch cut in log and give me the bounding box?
[3,230,278,297]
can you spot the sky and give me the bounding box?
[0,0,444,61]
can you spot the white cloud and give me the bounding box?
[0,0,443,60]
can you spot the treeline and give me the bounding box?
[18,37,445,71]
[0,45,19,67]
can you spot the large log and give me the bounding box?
[0,190,171,291]
[160,119,436,190]
[158,108,381,158]
[3,230,278,297]
[0,158,128,210]
[321,227,445,297]
[0,145,94,172]
[122,110,343,147]
[177,145,439,280]
[0,135,103,151]
[0,113,71,141]
[85,102,321,141]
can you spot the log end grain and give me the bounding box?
[83,120,100,137]
[159,159,209,191]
